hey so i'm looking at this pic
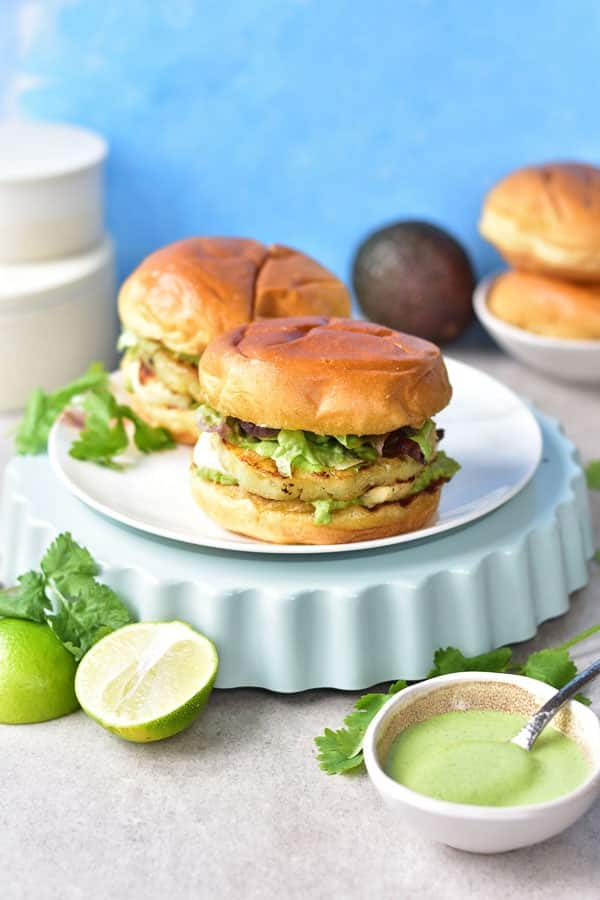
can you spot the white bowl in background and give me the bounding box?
[363,672,600,854]
[474,274,600,384]
[0,120,107,262]
[0,237,117,411]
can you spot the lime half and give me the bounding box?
[75,621,219,742]
[0,619,79,724]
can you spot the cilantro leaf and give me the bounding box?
[518,648,577,690]
[0,572,46,621]
[0,531,133,660]
[126,408,175,453]
[15,363,174,468]
[15,363,108,454]
[595,550,600,564]
[428,645,513,677]
[388,679,408,695]
[41,533,99,582]
[69,417,129,468]
[315,679,407,774]
[68,387,174,467]
[69,388,129,468]
[45,577,131,660]
[315,730,367,774]
[586,460,600,491]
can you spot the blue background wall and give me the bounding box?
[1,0,599,285]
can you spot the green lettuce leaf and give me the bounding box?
[406,419,437,462]
[233,429,374,477]
[200,411,442,479]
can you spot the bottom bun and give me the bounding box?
[191,474,441,545]
[124,390,199,445]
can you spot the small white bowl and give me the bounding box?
[474,274,600,384]
[363,672,600,854]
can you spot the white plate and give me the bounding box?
[48,359,542,555]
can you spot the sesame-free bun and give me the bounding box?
[480,163,600,282]
[191,475,441,545]
[199,317,452,435]
[488,271,600,340]
[118,237,351,357]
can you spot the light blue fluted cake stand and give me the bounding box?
[1,410,593,692]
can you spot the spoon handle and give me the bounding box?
[511,657,600,751]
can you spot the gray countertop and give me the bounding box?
[2,335,600,900]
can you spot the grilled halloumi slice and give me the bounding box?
[205,433,428,502]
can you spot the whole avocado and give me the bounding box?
[352,221,475,343]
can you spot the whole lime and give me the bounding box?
[352,221,475,343]
[0,619,79,724]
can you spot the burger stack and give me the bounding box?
[116,237,460,545]
[0,120,117,411]
[479,162,600,340]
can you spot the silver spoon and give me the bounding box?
[511,657,600,751]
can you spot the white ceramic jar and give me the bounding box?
[0,120,107,262]
[0,238,117,410]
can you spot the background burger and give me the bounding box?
[117,238,351,443]
[191,317,460,545]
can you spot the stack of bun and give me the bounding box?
[479,162,600,339]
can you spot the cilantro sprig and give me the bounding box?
[585,461,600,562]
[586,460,600,492]
[15,364,175,468]
[315,626,600,775]
[0,533,132,660]
[15,363,108,454]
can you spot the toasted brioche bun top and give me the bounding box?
[479,162,600,280]
[199,317,452,434]
[118,237,351,356]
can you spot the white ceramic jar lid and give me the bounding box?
[0,120,107,182]
[0,120,107,262]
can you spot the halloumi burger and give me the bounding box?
[117,238,351,444]
[192,317,459,545]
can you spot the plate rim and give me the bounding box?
[47,358,543,556]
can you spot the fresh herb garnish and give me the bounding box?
[586,460,600,491]
[0,533,132,660]
[585,461,600,560]
[315,625,600,774]
[69,385,174,468]
[15,366,175,468]
[15,363,108,454]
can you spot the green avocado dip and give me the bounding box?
[385,709,590,807]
